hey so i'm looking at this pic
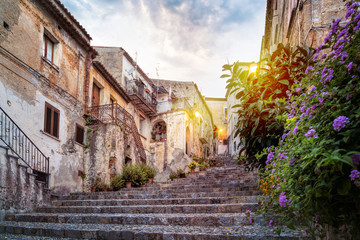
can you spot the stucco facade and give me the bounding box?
[0,0,96,194]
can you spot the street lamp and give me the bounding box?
[195,111,200,118]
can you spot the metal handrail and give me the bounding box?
[126,80,157,107]
[87,104,146,161]
[0,107,49,182]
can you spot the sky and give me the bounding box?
[62,0,267,98]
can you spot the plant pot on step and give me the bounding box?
[148,178,153,183]
[91,187,96,192]
[126,182,132,188]
[190,169,195,174]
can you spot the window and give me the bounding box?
[44,102,60,138]
[139,115,146,136]
[224,107,228,121]
[75,124,84,145]
[43,35,54,62]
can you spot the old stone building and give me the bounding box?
[205,97,227,155]
[152,80,215,181]
[261,0,347,58]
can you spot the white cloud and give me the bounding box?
[62,0,266,97]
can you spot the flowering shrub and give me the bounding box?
[258,1,360,237]
[222,43,314,170]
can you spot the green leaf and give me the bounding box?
[279,80,289,85]
[337,179,351,195]
[220,74,230,78]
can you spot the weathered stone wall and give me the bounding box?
[149,111,193,181]
[262,0,347,58]
[83,123,141,190]
[0,145,50,221]
[0,0,90,195]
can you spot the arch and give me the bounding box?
[151,120,167,141]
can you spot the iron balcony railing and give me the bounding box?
[126,80,157,106]
[0,107,49,183]
[87,104,146,161]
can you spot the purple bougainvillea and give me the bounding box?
[333,116,350,131]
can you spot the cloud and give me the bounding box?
[61,0,266,97]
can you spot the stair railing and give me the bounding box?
[87,104,146,161]
[0,107,49,183]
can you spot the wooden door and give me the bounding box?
[92,83,100,117]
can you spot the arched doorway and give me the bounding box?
[151,120,167,142]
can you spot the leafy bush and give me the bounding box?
[169,172,179,180]
[91,177,107,192]
[187,161,198,170]
[222,43,314,170]
[110,175,124,191]
[258,2,360,238]
[121,164,147,187]
[139,162,157,179]
[198,162,209,170]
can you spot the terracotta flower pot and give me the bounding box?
[91,187,96,192]
[190,169,195,174]
[126,182,132,188]
[148,178,153,183]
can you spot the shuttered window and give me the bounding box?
[44,102,60,138]
[75,124,84,145]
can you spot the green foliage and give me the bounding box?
[139,162,157,179]
[187,161,198,170]
[198,162,209,170]
[169,172,179,180]
[258,2,360,238]
[222,43,314,170]
[121,164,147,187]
[110,175,124,191]
[91,177,107,192]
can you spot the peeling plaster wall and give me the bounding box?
[0,0,89,195]
[83,123,142,190]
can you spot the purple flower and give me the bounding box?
[333,116,350,131]
[249,217,253,223]
[349,170,359,181]
[269,220,274,227]
[266,152,274,165]
[351,154,360,165]
[346,94,353,100]
[292,126,298,135]
[245,210,252,215]
[289,157,296,165]
[279,192,288,207]
[305,66,314,74]
[305,127,317,139]
[278,152,288,160]
[315,215,320,222]
[295,87,302,92]
[308,86,316,93]
[347,62,354,72]
[318,97,324,104]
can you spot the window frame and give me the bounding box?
[43,35,54,62]
[75,124,85,145]
[44,102,60,139]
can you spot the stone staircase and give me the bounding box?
[0,156,304,239]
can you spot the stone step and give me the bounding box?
[69,185,259,196]
[37,203,259,214]
[0,221,305,239]
[54,196,259,207]
[60,189,261,201]
[5,212,263,227]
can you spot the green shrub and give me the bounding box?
[187,161,198,170]
[258,2,360,238]
[121,164,147,187]
[139,162,157,179]
[110,175,124,191]
[198,162,209,170]
[169,172,179,180]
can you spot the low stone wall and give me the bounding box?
[0,145,51,221]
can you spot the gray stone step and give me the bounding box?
[54,196,259,207]
[0,221,305,239]
[5,212,261,227]
[37,203,259,214]
[59,189,261,201]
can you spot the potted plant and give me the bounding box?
[199,162,209,171]
[169,172,179,181]
[139,162,157,183]
[121,164,136,188]
[187,161,198,174]
[177,169,186,178]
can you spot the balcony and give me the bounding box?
[126,79,157,118]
